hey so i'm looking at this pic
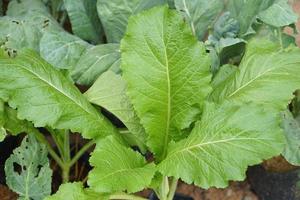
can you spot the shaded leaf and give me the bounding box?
[40,31,90,69]
[97,0,166,43]
[175,0,224,40]
[88,136,156,193]
[258,0,297,27]
[159,102,284,188]
[85,71,147,152]
[63,0,103,43]
[5,135,52,200]
[0,50,117,139]
[210,40,300,110]
[282,110,300,165]
[121,6,212,158]
[71,44,120,85]
[7,0,49,17]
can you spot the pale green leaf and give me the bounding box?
[175,0,224,40]
[121,6,212,158]
[71,44,120,85]
[0,50,117,139]
[97,0,166,43]
[282,110,300,165]
[44,182,104,200]
[0,100,6,142]
[88,136,156,193]
[63,0,103,43]
[84,71,147,152]
[211,64,238,88]
[210,40,300,110]
[5,135,52,200]
[159,102,284,188]
[40,31,90,69]
[7,0,49,17]
[258,0,297,27]
[0,17,42,52]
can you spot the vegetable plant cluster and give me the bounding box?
[0,0,300,200]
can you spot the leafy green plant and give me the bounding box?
[0,0,299,200]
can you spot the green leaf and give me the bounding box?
[3,105,38,136]
[174,0,224,40]
[159,102,284,188]
[7,0,49,17]
[282,110,300,165]
[0,100,6,142]
[227,0,275,36]
[63,0,103,43]
[121,6,212,158]
[5,135,52,200]
[258,0,297,27]
[40,31,90,69]
[71,44,120,85]
[0,50,117,139]
[97,0,166,43]
[0,17,42,52]
[0,0,3,16]
[210,40,300,110]
[211,64,238,88]
[84,71,147,152]
[88,136,156,193]
[45,182,104,200]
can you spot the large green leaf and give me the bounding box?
[40,31,90,69]
[282,110,300,165]
[5,135,52,200]
[258,0,297,27]
[0,17,42,52]
[227,0,275,36]
[174,0,224,40]
[63,0,103,43]
[7,0,49,17]
[45,182,103,200]
[210,40,300,110]
[71,44,120,85]
[159,102,284,188]
[97,0,166,43]
[121,6,212,158]
[88,136,156,193]
[85,71,147,152]
[0,50,117,139]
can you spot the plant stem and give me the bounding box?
[109,193,148,200]
[63,130,71,162]
[31,128,64,169]
[166,178,178,200]
[69,140,95,167]
[62,165,70,183]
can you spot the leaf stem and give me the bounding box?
[31,128,64,169]
[167,178,178,200]
[69,140,95,167]
[109,193,148,200]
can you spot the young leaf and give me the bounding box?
[282,110,300,165]
[0,50,117,139]
[175,0,224,40]
[210,40,300,110]
[258,0,297,27]
[159,102,284,189]
[71,44,120,85]
[45,182,104,200]
[63,0,103,43]
[40,31,90,69]
[121,6,212,158]
[85,71,147,152]
[88,136,156,193]
[5,135,52,200]
[97,0,166,43]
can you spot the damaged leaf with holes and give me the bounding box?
[5,135,52,200]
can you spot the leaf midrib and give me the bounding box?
[6,59,99,119]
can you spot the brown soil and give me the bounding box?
[0,185,18,200]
